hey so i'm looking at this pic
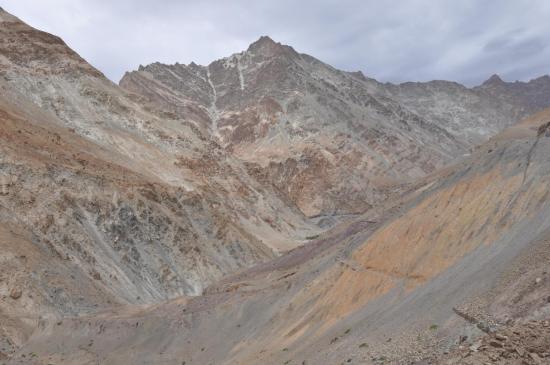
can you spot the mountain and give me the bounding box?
[0,8,323,352]
[120,36,550,221]
[1,7,550,364]
[11,108,550,365]
[475,73,550,116]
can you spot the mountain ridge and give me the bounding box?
[120,36,550,219]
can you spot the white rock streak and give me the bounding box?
[236,56,245,91]
[206,66,221,139]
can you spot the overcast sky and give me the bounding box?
[2,0,549,85]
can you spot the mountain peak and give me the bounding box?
[482,74,505,86]
[349,70,368,82]
[247,35,279,52]
[251,35,277,46]
[246,35,298,58]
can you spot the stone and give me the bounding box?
[529,352,542,364]
[489,353,499,361]
[469,341,482,352]
[495,334,508,341]
[9,287,22,300]
[489,340,503,348]
[92,271,101,281]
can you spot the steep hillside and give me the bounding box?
[0,9,323,352]
[120,37,550,220]
[10,109,550,364]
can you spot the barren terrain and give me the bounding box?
[0,7,549,365]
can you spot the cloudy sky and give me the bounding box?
[2,0,549,85]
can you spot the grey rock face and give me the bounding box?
[475,74,550,117]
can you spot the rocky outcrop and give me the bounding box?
[438,320,550,364]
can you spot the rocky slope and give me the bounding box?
[0,8,324,352]
[120,37,550,220]
[9,108,550,364]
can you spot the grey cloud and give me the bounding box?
[1,0,549,86]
